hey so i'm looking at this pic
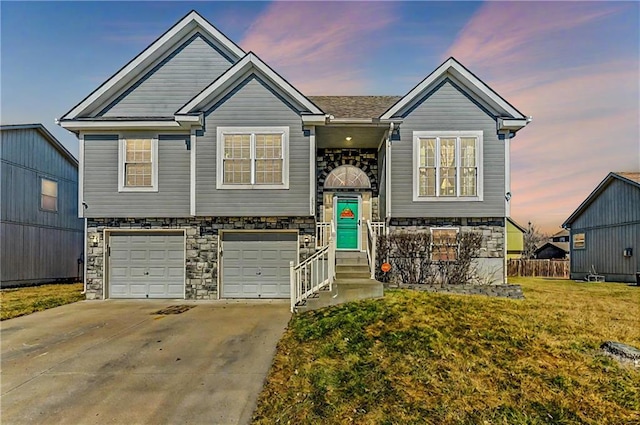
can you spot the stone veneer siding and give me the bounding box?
[316,148,379,221]
[388,217,505,258]
[86,217,316,300]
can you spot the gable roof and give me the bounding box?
[563,171,640,227]
[60,10,245,121]
[308,96,401,119]
[1,124,78,167]
[506,217,527,233]
[534,241,569,255]
[380,57,529,128]
[177,52,323,115]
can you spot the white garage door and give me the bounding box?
[222,232,297,299]
[109,232,185,299]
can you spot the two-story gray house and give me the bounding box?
[58,11,529,301]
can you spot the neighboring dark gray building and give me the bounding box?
[1,124,84,287]
[534,242,569,259]
[563,172,640,283]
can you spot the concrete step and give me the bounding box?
[336,271,371,280]
[295,279,383,313]
[336,252,369,266]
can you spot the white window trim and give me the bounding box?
[216,126,289,190]
[118,135,159,192]
[40,177,58,213]
[413,131,483,202]
[430,227,459,261]
[572,233,586,250]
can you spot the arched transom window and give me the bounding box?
[324,165,371,189]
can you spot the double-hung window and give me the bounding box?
[217,127,289,189]
[118,136,158,192]
[413,131,482,201]
[40,178,58,212]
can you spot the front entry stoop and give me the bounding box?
[296,251,383,313]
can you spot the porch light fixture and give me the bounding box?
[90,233,99,245]
[345,136,352,141]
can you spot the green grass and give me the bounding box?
[1,283,84,320]
[253,278,640,424]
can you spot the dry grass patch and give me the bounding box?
[1,283,84,320]
[253,278,640,424]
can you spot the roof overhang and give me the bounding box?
[177,52,323,115]
[56,117,202,132]
[381,57,528,126]
[60,11,245,121]
[498,118,531,131]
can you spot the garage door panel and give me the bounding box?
[109,233,184,299]
[222,232,297,299]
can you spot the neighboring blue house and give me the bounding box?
[1,124,84,287]
[57,11,530,301]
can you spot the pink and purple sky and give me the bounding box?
[2,1,638,233]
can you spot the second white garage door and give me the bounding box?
[109,232,185,299]
[222,232,297,299]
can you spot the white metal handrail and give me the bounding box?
[315,222,332,248]
[366,221,386,280]
[291,221,336,312]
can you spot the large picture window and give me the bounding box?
[217,127,289,189]
[40,178,58,212]
[118,136,158,192]
[413,131,482,201]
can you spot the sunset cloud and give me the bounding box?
[240,2,396,94]
[446,2,640,233]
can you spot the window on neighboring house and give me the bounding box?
[414,131,482,201]
[118,137,158,192]
[217,127,289,189]
[41,178,58,212]
[431,228,458,261]
[573,233,585,249]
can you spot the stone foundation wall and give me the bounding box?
[396,283,524,299]
[388,217,505,284]
[86,217,316,300]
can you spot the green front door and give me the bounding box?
[336,198,359,250]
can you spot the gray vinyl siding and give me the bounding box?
[98,34,235,118]
[196,76,311,216]
[569,179,640,282]
[82,134,190,217]
[0,127,83,286]
[378,143,387,219]
[390,79,505,218]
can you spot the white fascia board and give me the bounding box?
[177,53,323,115]
[498,118,530,131]
[381,58,525,120]
[61,11,245,120]
[174,114,204,125]
[301,115,327,126]
[59,120,184,131]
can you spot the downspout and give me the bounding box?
[385,122,393,230]
[503,130,511,284]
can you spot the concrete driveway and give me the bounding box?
[0,300,291,425]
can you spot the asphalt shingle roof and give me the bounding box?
[615,172,640,184]
[308,96,402,119]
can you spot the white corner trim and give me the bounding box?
[62,11,244,120]
[504,131,511,218]
[190,129,197,216]
[216,126,290,190]
[177,53,323,115]
[117,135,159,192]
[412,130,484,202]
[78,133,85,218]
[381,58,525,120]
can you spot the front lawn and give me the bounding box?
[1,283,84,320]
[253,278,640,424]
